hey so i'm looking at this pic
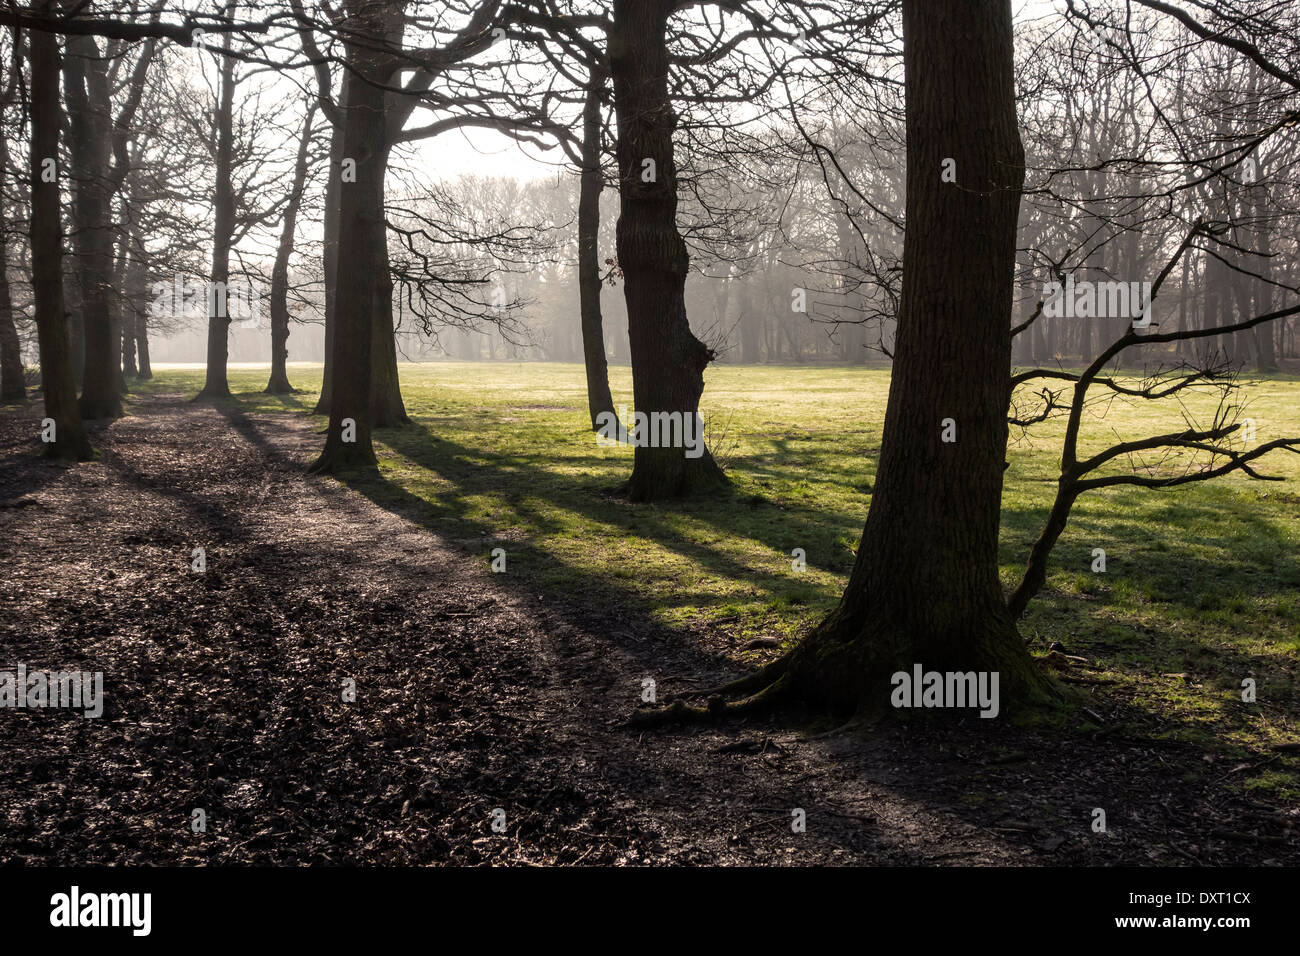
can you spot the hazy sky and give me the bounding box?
[410,0,1068,183]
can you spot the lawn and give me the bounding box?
[139,360,1300,794]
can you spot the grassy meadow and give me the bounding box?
[140,361,1300,794]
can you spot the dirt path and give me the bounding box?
[0,395,1293,864]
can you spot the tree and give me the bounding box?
[576,63,616,429]
[29,1,91,458]
[308,0,395,474]
[61,10,157,417]
[195,6,239,400]
[266,99,319,394]
[639,0,1051,721]
[0,38,26,403]
[609,0,727,501]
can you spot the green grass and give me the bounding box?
[138,360,1300,782]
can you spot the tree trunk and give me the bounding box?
[609,0,726,500]
[314,71,348,415]
[579,67,616,428]
[62,34,122,419]
[197,34,237,400]
[124,218,150,380]
[267,102,317,394]
[0,266,21,401]
[0,177,23,402]
[369,268,408,426]
[367,142,408,428]
[66,280,84,383]
[113,222,134,386]
[764,0,1050,715]
[29,12,91,458]
[309,0,390,473]
[120,307,138,379]
[135,315,152,379]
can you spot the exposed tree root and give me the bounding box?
[626,671,792,728]
[626,610,1059,730]
[678,651,791,700]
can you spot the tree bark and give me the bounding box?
[369,273,409,426]
[266,102,317,394]
[609,0,726,500]
[314,70,348,415]
[764,0,1051,715]
[62,33,122,418]
[114,217,134,385]
[367,142,408,427]
[135,310,152,378]
[309,0,391,473]
[120,306,138,378]
[197,28,237,400]
[578,66,616,428]
[124,216,149,380]
[29,10,91,458]
[0,148,24,402]
[0,251,22,400]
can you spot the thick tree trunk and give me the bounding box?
[62,35,122,419]
[578,68,616,429]
[0,118,24,402]
[267,103,316,394]
[766,0,1050,716]
[0,193,23,402]
[314,71,348,415]
[197,39,237,400]
[0,50,21,401]
[609,0,726,500]
[29,14,91,458]
[369,284,408,426]
[309,0,390,473]
[367,143,408,428]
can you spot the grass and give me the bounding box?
[136,360,1300,787]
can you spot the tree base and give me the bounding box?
[371,409,411,429]
[78,395,123,419]
[631,607,1058,727]
[308,441,378,476]
[43,433,94,462]
[622,451,729,502]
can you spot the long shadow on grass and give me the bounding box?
[371,420,865,620]
[999,490,1300,748]
[151,388,1297,859]
[339,416,1300,862]
[371,417,1300,724]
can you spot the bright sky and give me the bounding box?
[407,0,1074,183]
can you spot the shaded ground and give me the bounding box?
[0,393,1295,864]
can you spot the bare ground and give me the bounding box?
[0,394,1295,865]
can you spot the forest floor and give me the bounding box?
[1,374,1297,865]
